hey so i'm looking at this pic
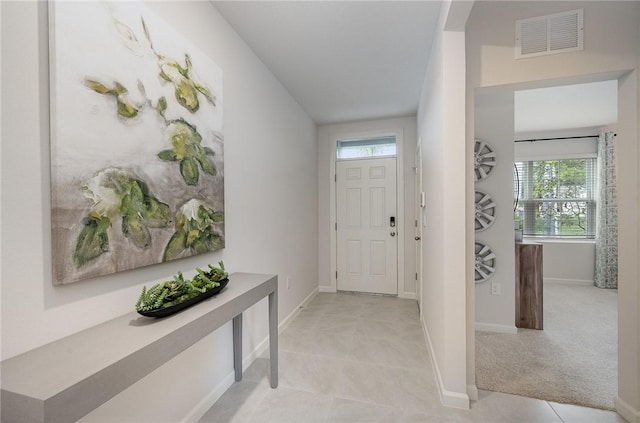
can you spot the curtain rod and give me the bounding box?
[514,134,616,143]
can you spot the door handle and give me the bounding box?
[415,236,421,241]
[390,232,396,237]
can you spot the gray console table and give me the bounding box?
[1,272,278,423]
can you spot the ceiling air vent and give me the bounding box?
[516,9,583,59]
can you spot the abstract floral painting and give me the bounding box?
[49,1,224,285]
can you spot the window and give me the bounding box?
[336,136,396,160]
[514,158,596,238]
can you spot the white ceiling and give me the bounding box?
[214,1,442,125]
[213,3,617,131]
[514,80,618,134]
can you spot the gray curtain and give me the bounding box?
[594,132,618,289]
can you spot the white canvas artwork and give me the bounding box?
[49,1,224,285]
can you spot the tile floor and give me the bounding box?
[199,292,626,423]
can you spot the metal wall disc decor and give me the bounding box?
[474,139,496,181]
[474,190,496,232]
[474,242,496,283]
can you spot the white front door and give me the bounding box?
[336,158,398,295]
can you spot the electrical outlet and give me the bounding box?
[491,282,501,295]
[286,277,291,290]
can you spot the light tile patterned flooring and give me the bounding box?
[200,292,626,423]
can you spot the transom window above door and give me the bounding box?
[336,136,397,160]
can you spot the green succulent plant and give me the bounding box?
[135,261,228,312]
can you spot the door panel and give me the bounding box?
[369,188,385,228]
[346,189,361,227]
[337,158,397,295]
[370,241,387,276]
[347,240,362,274]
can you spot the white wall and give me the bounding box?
[535,239,595,285]
[1,1,318,421]
[317,116,417,298]
[467,2,640,420]
[474,91,516,333]
[515,127,600,159]
[416,0,471,408]
[467,2,639,88]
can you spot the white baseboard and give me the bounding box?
[615,396,640,423]
[182,372,235,423]
[544,277,593,286]
[318,285,336,293]
[442,390,472,409]
[475,322,518,334]
[467,384,479,401]
[182,287,319,423]
[320,285,415,299]
[278,287,319,334]
[421,317,470,410]
[399,291,416,300]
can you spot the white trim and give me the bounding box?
[277,287,319,334]
[318,285,336,293]
[475,322,518,334]
[182,288,319,423]
[544,277,593,286]
[330,128,405,296]
[414,136,423,310]
[467,384,479,401]
[615,396,640,423]
[329,137,338,292]
[421,316,470,410]
[399,291,416,300]
[182,372,235,423]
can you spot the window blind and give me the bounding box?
[514,158,596,238]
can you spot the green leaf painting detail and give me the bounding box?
[156,96,168,118]
[141,17,216,114]
[74,215,111,266]
[156,53,216,113]
[158,119,217,185]
[84,79,139,118]
[163,199,224,261]
[63,4,224,282]
[75,168,172,266]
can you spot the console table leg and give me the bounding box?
[268,290,278,388]
[233,313,242,382]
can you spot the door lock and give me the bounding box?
[390,216,396,227]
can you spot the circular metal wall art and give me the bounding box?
[474,242,496,283]
[474,190,496,232]
[474,139,496,181]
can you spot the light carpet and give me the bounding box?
[475,283,618,410]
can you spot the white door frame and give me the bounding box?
[415,137,424,312]
[327,128,407,297]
